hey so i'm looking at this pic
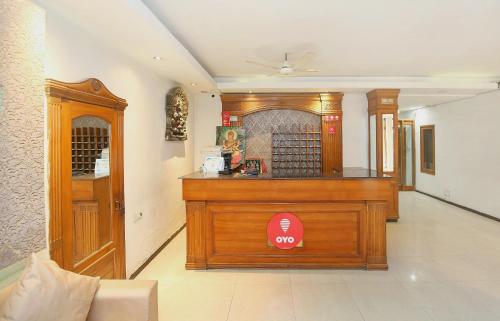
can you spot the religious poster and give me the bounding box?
[216,126,246,165]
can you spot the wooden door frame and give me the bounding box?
[46,78,127,278]
[420,124,436,175]
[399,120,416,191]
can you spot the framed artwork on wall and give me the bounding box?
[216,126,246,165]
[420,125,435,175]
[245,159,262,174]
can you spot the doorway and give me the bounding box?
[398,120,416,191]
[47,79,127,279]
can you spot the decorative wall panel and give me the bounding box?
[0,0,46,269]
[243,109,320,173]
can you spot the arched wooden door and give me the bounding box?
[47,79,127,279]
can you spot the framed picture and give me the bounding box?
[245,159,263,174]
[216,126,246,165]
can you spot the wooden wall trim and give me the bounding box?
[221,92,344,171]
[416,190,500,223]
[130,224,186,279]
[48,95,64,267]
[321,115,343,172]
[46,78,128,110]
[367,89,400,113]
[221,92,343,116]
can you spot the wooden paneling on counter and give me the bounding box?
[183,176,390,270]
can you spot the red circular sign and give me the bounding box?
[267,213,304,249]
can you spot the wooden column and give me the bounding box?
[185,201,207,269]
[367,89,400,221]
[320,93,343,172]
[366,202,388,270]
[47,95,64,267]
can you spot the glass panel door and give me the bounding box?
[398,120,415,190]
[382,114,394,172]
[71,116,112,265]
[369,114,376,171]
[404,123,413,186]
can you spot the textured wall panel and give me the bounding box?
[0,0,46,269]
[243,110,320,172]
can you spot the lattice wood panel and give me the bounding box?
[72,127,108,173]
[272,125,322,177]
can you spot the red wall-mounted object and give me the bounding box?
[221,111,231,126]
[328,126,336,134]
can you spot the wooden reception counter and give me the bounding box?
[181,168,396,270]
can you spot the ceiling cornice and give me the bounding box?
[215,76,499,93]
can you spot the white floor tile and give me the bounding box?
[289,269,344,284]
[137,192,500,321]
[348,282,433,321]
[227,283,294,321]
[292,283,364,321]
[158,281,234,321]
[402,281,500,321]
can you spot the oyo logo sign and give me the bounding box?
[267,213,304,249]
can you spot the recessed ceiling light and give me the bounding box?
[190,82,197,87]
[153,56,162,61]
[248,90,253,94]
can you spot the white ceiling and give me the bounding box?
[36,0,216,92]
[37,0,500,109]
[143,0,500,79]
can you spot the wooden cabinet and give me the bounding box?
[367,89,400,221]
[182,173,391,270]
[47,79,127,279]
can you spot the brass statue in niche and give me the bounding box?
[165,87,189,141]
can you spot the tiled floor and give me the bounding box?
[137,192,500,321]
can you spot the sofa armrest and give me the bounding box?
[86,280,158,321]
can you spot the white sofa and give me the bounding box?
[0,279,158,321]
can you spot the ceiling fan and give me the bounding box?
[245,53,319,76]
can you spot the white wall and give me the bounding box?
[193,93,222,169]
[192,92,368,169]
[45,11,194,276]
[403,91,500,218]
[342,93,369,168]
